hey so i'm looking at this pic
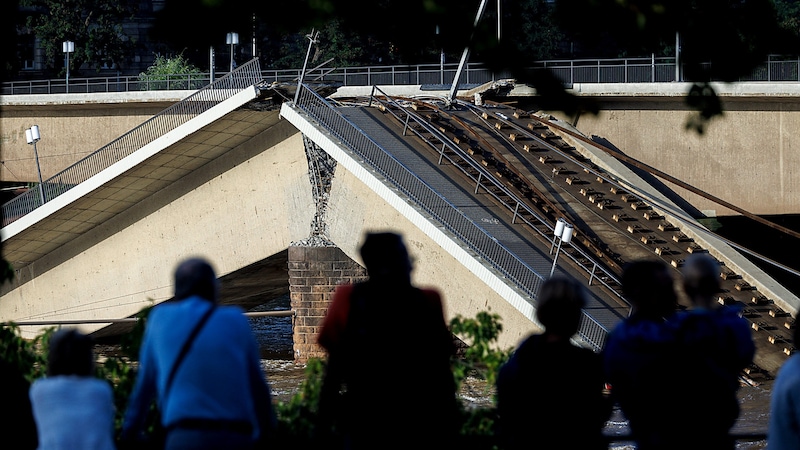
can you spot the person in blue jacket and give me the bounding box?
[769,321,800,450]
[672,253,755,450]
[603,259,681,450]
[605,256,755,450]
[121,257,276,450]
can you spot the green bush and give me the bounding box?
[137,54,206,91]
[1,308,511,448]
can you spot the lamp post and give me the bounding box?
[294,29,319,103]
[549,218,573,277]
[63,41,74,93]
[25,125,46,204]
[226,32,239,72]
[209,46,215,84]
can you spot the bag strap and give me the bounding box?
[163,302,216,399]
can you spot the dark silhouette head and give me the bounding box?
[359,232,412,285]
[174,257,218,302]
[536,277,587,339]
[681,253,722,308]
[47,328,95,377]
[622,259,678,320]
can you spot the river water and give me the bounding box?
[248,295,773,449]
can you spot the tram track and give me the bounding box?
[364,93,793,377]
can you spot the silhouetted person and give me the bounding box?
[603,259,680,450]
[0,356,38,450]
[30,328,115,450]
[672,253,754,450]
[769,319,800,450]
[317,231,459,450]
[121,257,275,450]
[496,276,612,450]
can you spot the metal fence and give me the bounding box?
[532,55,800,84]
[1,59,263,227]
[1,62,497,96]
[5,56,800,96]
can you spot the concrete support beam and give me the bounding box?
[289,245,366,363]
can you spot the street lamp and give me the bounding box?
[63,41,74,93]
[549,218,573,277]
[294,29,319,103]
[226,32,239,72]
[25,125,46,204]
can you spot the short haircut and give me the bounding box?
[47,328,94,377]
[174,257,218,301]
[622,259,677,319]
[681,253,721,297]
[536,277,586,337]
[359,232,412,279]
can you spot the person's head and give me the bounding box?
[681,253,722,308]
[174,257,218,302]
[47,328,95,377]
[359,231,412,284]
[622,259,678,320]
[536,277,587,339]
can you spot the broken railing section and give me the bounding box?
[302,134,336,245]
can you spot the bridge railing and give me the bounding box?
[1,62,497,95]
[5,56,800,96]
[1,59,263,227]
[369,88,620,350]
[293,82,613,351]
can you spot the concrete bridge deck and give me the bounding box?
[2,68,799,376]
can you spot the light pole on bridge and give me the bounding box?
[226,32,239,73]
[25,125,46,205]
[63,41,74,93]
[549,218,574,278]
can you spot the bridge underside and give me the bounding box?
[1,110,315,337]
[0,100,538,350]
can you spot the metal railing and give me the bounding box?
[2,62,496,96]
[3,310,294,328]
[262,62,499,87]
[1,58,263,227]
[1,72,212,95]
[5,56,800,96]
[534,55,800,84]
[293,83,614,350]
[293,83,544,297]
[368,88,618,350]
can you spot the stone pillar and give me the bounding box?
[289,244,367,363]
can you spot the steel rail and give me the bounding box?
[3,310,295,327]
[368,88,618,350]
[528,113,800,280]
[376,94,626,298]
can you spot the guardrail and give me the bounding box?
[1,58,263,227]
[532,55,800,84]
[5,56,800,96]
[3,310,295,328]
[1,62,497,96]
[293,82,615,350]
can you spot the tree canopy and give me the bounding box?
[21,0,138,75]
[6,0,800,130]
[148,0,800,133]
